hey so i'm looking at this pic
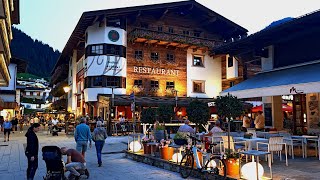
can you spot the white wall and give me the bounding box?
[84,56,127,77]
[86,23,127,47]
[226,55,238,79]
[84,87,126,102]
[261,45,274,72]
[186,49,222,98]
[0,63,16,91]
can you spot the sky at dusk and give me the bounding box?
[15,0,320,51]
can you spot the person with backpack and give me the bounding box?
[92,121,107,167]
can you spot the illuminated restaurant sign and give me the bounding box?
[133,66,179,76]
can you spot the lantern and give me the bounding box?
[129,141,142,152]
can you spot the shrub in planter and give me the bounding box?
[159,139,174,160]
[224,150,240,176]
[153,123,167,142]
[173,132,188,145]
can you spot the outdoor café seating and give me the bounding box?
[257,136,288,166]
[279,132,304,159]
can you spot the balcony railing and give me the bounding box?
[128,28,217,48]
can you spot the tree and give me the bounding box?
[215,94,244,153]
[186,100,210,130]
[157,105,174,123]
[140,108,157,124]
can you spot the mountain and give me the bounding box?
[11,27,61,78]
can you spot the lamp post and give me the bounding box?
[108,86,117,136]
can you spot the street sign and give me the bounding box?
[131,102,135,111]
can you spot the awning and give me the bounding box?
[252,104,292,113]
[221,62,320,98]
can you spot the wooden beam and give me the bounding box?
[200,17,217,26]
[159,9,169,20]
[90,15,99,26]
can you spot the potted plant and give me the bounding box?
[223,150,240,176]
[154,122,167,142]
[159,139,174,160]
[141,136,153,154]
[173,132,188,145]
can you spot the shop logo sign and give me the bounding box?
[289,87,304,94]
[86,55,124,76]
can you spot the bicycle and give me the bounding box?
[179,135,226,179]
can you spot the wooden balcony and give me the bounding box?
[128,28,217,49]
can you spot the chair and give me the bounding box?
[257,136,288,166]
[209,132,226,152]
[220,136,247,153]
[247,129,257,138]
[305,135,320,160]
[279,132,304,159]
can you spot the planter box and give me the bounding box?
[225,158,239,177]
[160,146,174,160]
[143,143,151,154]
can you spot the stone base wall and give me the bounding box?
[125,151,235,180]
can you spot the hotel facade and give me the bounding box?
[51,1,248,121]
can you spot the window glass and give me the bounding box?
[193,55,204,67]
[91,45,104,55]
[134,80,143,87]
[168,27,174,33]
[166,81,175,89]
[193,81,205,93]
[135,50,143,60]
[183,30,189,36]
[92,77,103,87]
[166,53,175,63]
[106,76,120,87]
[158,26,163,32]
[228,57,233,67]
[151,80,159,88]
[151,52,159,61]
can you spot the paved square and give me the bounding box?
[0,129,320,180]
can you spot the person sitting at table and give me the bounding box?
[177,119,195,134]
[205,121,224,136]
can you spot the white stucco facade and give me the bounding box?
[186,49,222,98]
[84,88,126,102]
[226,55,238,79]
[86,24,127,47]
[84,56,127,77]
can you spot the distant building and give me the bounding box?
[0,57,26,119]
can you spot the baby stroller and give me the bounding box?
[42,146,90,180]
[42,146,66,180]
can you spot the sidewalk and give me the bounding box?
[0,129,194,180]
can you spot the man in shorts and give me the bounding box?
[74,117,92,158]
[61,147,86,180]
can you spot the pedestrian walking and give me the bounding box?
[25,123,40,180]
[74,117,92,159]
[19,118,24,133]
[3,118,12,142]
[92,121,107,167]
[12,117,18,132]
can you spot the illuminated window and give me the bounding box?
[193,55,204,67]
[193,81,205,93]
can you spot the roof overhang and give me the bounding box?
[221,62,320,98]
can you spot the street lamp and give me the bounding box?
[63,86,70,93]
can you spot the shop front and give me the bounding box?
[221,62,320,134]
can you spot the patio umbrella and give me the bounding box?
[251,104,292,113]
